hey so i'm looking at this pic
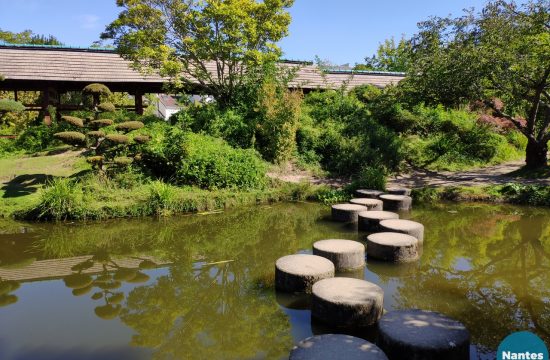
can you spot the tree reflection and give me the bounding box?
[395,204,550,351]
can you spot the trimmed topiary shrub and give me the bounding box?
[97,102,116,113]
[113,156,133,166]
[90,119,114,129]
[87,130,105,138]
[105,134,129,144]
[83,83,112,97]
[54,131,86,146]
[115,121,144,132]
[133,135,150,144]
[61,115,84,128]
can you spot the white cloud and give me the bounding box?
[78,14,100,30]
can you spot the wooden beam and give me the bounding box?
[135,91,143,115]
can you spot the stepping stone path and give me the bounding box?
[312,277,384,327]
[275,254,335,293]
[331,204,369,223]
[289,334,388,360]
[379,194,412,211]
[358,211,399,232]
[354,189,384,199]
[349,198,383,210]
[366,232,419,263]
[313,239,365,271]
[377,309,470,360]
[386,187,412,196]
[379,219,424,243]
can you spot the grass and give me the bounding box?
[412,183,550,206]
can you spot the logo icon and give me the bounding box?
[497,331,548,360]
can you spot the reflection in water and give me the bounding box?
[0,202,549,359]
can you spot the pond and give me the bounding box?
[0,202,549,359]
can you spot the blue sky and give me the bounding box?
[0,0,494,65]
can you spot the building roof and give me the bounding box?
[0,45,404,91]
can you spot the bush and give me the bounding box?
[97,102,116,113]
[105,134,129,144]
[32,178,85,220]
[115,121,144,132]
[90,119,114,129]
[348,166,387,191]
[143,128,267,190]
[61,116,84,128]
[54,131,86,146]
[14,124,59,152]
[0,99,25,113]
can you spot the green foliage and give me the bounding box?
[115,121,144,132]
[33,178,85,220]
[143,128,267,190]
[113,156,133,166]
[105,134,130,145]
[97,102,116,113]
[498,183,550,206]
[53,131,86,146]
[87,131,105,138]
[101,0,294,107]
[14,124,58,152]
[348,166,387,191]
[0,99,25,113]
[89,119,114,129]
[133,135,150,144]
[300,90,403,175]
[83,84,112,96]
[402,0,550,167]
[355,36,411,72]
[0,28,62,45]
[146,181,178,215]
[61,116,84,128]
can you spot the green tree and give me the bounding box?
[403,0,550,168]
[355,36,411,72]
[101,0,294,108]
[0,28,62,45]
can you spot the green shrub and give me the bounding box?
[14,124,58,152]
[133,135,150,144]
[0,99,25,113]
[143,128,267,189]
[146,181,178,214]
[32,178,85,220]
[53,131,86,146]
[105,134,129,144]
[115,121,144,132]
[61,116,84,128]
[348,166,387,191]
[97,102,116,113]
[87,130,105,138]
[83,83,112,97]
[113,157,133,166]
[90,119,114,129]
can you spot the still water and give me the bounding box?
[0,202,549,359]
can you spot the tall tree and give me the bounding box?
[403,0,550,168]
[101,0,294,108]
[0,28,62,45]
[354,36,411,72]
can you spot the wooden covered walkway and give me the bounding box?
[0,44,405,115]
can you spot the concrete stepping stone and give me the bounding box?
[358,211,399,232]
[313,239,365,271]
[349,198,383,210]
[378,309,470,360]
[379,219,424,243]
[331,204,369,223]
[289,334,388,360]
[379,194,412,211]
[366,232,419,262]
[386,187,412,196]
[354,189,384,199]
[311,277,384,327]
[275,254,335,293]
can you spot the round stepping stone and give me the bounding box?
[349,198,383,210]
[275,254,335,293]
[358,211,399,232]
[379,219,424,243]
[313,239,365,271]
[354,189,384,199]
[386,187,411,196]
[378,309,470,360]
[311,277,384,327]
[290,334,388,360]
[366,232,419,263]
[331,204,369,223]
[379,194,412,211]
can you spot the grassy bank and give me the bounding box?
[412,183,550,207]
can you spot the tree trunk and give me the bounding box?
[525,138,548,168]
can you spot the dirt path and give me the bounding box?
[269,160,550,188]
[387,160,550,188]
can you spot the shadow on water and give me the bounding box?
[0,202,549,359]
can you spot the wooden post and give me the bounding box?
[14,90,18,102]
[135,90,143,115]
